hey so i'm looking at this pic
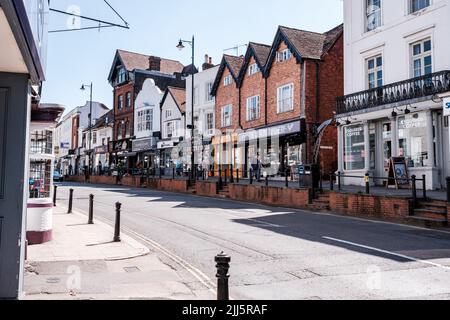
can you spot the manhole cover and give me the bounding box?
[123,267,140,273]
[46,277,61,284]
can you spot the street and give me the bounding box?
[55,182,450,300]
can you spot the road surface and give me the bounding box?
[55,182,450,300]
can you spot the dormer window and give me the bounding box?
[224,75,233,86]
[117,68,127,85]
[277,49,292,63]
[248,63,260,76]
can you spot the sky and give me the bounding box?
[41,0,343,114]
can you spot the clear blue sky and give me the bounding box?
[41,0,343,114]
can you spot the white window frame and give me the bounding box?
[137,109,153,132]
[246,95,261,121]
[165,109,172,119]
[410,0,430,13]
[206,82,214,102]
[118,95,124,110]
[248,63,260,76]
[224,75,233,86]
[277,83,294,113]
[206,113,214,135]
[277,49,292,63]
[366,55,383,89]
[366,0,382,32]
[411,38,433,78]
[166,121,174,137]
[221,105,232,128]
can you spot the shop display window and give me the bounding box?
[344,124,365,170]
[29,160,51,198]
[398,113,428,167]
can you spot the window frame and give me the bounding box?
[223,75,233,87]
[248,63,260,76]
[206,82,214,102]
[410,38,433,78]
[277,49,292,63]
[366,55,383,89]
[410,0,430,13]
[126,92,132,108]
[277,83,294,114]
[118,94,124,110]
[206,112,214,134]
[246,95,261,121]
[221,105,232,128]
[365,0,382,32]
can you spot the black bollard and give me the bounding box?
[422,175,427,200]
[114,202,121,242]
[411,175,417,208]
[215,252,231,301]
[88,194,94,225]
[447,177,450,203]
[173,168,175,180]
[338,171,342,191]
[53,185,57,207]
[250,169,253,185]
[236,169,239,184]
[285,169,289,188]
[365,173,370,195]
[68,189,74,214]
[330,173,334,191]
[265,175,269,187]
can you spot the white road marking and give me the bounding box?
[323,236,450,271]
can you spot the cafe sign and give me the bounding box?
[444,97,450,117]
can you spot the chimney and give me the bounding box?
[202,54,214,71]
[148,56,161,71]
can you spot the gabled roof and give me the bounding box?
[108,49,185,82]
[264,24,343,74]
[161,87,186,114]
[237,42,271,84]
[211,54,245,96]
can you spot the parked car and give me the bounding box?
[53,171,63,182]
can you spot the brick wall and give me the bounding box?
[215,67,240,133]
[196,181,218,197]
[114,82,135,140]
[329,192,412,222]
[240,56,267,130]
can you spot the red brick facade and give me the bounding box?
[113,83,134,140]
[215,67,240,133]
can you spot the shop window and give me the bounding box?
[30,130,53,155]
[444,116,449,128]
[344,124,365,171]
[367,55,383,89]
[382,122,392,168]
[366,0,382,32]
[369,123,376,170]
[398,113,429,167]
[410,0,430,13]
[29,160,52,199]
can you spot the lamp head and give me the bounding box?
[80,85,85,91]
[391,111,398,117]
[346,120,351,125]
[176,40,185,50]
[404,108,411,114]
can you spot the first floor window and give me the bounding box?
[137,109,153,132]
[93,132,97,144]
[410,0,430,13]
[367,55,383,89]
[118,95,124,109]
[246,95,260,121]
[166,122,174,137]
[206,113,214,134]
[366,0,382,32]
[277,83,294,113]
[344,124,365,170]
[221,105,232,128]
[206,82,214,102]
[411,38,432,78]
[126,92,132,108]
[398,113,429,167]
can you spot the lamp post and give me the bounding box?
[81,82,93,178]
[177,36,195,180]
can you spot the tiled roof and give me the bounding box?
[279,24,343,60]
[117,49,185,74]
[249,42,271,66]
[168,87,186,113]
[223,54,245,79]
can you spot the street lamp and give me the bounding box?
[81,82,93,177]
[177,36,195,180]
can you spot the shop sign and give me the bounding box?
[345,126,363,137]
[398,117,426,130]
[444,97,450,117]
[95,145,108,154]
[60,142,70,149]
[132,138,156,152]
[157,141,175,149]
[238,121,301,142]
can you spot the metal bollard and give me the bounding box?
[422,175,427,200]
[173,168,175,180]
[411,175,417,208]
[68,189,74,214]
[88,194,94,225]
[114,202,121,242]
[53,186,57,207]
[250,169,253,185]
[365,173,370,195]
[330,173,334,191]
[224,169,228,186]
[236,169,239,183]
[265,175,269,187]
[159,167,162,179]
[338,171,342,191]
[215,252,231,301]
[447,177,450,203]
[230,165,234,184]
[285,169,289,188]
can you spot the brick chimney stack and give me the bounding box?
[202,54,214,71]
[148,56,161,71]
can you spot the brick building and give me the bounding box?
[212,24,344,177]
[107,49,187,171]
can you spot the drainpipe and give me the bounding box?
[265,77,268,126]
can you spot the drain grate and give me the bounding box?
[123,267,141,273]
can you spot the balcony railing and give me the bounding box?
[337,70,450,115]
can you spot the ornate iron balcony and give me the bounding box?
[336,70,450,115]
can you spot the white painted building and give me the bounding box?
[336,0,450,189]
[158,87,186,173]
[185,57,219,168]
[133,78,163,169]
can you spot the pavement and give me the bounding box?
[23,206,214,300]
[50,182,450,300]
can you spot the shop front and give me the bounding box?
[339,108,443,190]
[157,139,182,176]
[133,137,158,174]
[94,145,110,174]
[109,138,135,174]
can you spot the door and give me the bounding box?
[442,115,450,184]
[0,73,30,299]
